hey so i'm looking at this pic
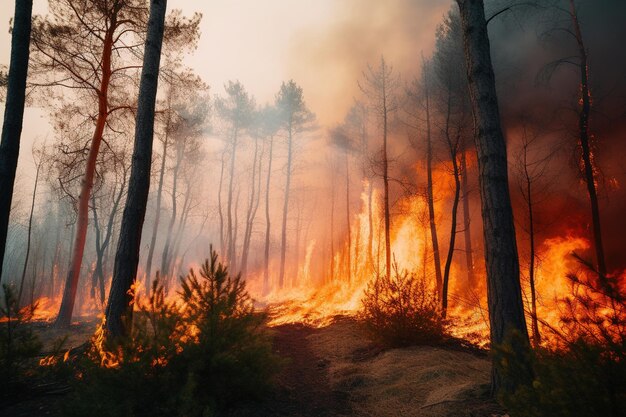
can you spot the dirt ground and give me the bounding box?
[1,317,507,417]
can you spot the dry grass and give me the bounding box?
[309,317,506,417]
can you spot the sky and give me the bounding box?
[0,0,450,123]
[0,0,450,198]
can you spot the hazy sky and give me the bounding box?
[0,0,449,121]
[0,0,449,192]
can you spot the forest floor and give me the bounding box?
[1,316,507,417]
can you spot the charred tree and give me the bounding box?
[359,57,399,278]
[455,0,531,395]
[460,136,475,285]
[263,134,274,293]
[422,62,444,298]
[18,149,41,308]
[105,0,167,338]
[568,0,606,277]
[145,86,173,289]
[0,0,32,284]
[275,81,314,288]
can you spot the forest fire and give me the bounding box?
[1,1,625,416]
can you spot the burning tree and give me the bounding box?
[105,0,168,339]
[455,0,531,395]
[0,0,33,285]
[275,80,315,289]
[359,57,400,279]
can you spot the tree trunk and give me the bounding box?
[18,157,40,308]
[345,151,351,284]
[568,0,606,278]
[460,137,475,285]
[105,0,167,338]
[160,142,183,281]
[226,129,239,267]
[329,179,335,281]
[424,75,443,297]
[263,135,274,293]
[524,164,540,346]
[218,150,226,257]
[55,17,117,328]
[456,0,530,396]
[0,0,32,284]
[367,180,374,271]
[241,136,261,277]
[145,87,172,290]
[442,92,461,317]
[278,123,293,288]
[381,61,391,279]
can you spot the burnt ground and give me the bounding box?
[0,322,352,417]
[231,323,353,417]
[0,319,503,417]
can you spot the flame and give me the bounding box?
[90,315,122,368]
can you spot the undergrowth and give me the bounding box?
[63,248,281,417]
[497,255,626,417]
[359,264,448,347]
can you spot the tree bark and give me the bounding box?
[160,141,183,280]
[0,0,32,284]
[105,0,167,338]
[568,0,606,278]
[18,156,40,308]
[367,181,374,272]
[55,13,117,327]
[263,135,274,293]
[278,123,293,288]
[456,0,530,395]
[381,60,391,279]
[145,87,173,290]
[442,93,461,318]
[226,128,239,268]
[424,72,443,297]
[218,150,226,257]
[460,137,475,285]
[523,152,540,346]
[241,136,262,277]
[345,150,352,284]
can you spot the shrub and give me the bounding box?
[359,266,447,347]
[0,284,42,399]
[497,256,626,417]
[64,249,281,417]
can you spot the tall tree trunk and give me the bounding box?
[169,178,193,276]
[56,16,117,327]
[105,0,167,338]
[456,0,530,396]
[278,124,293,288]
[160,143,183,281]
[442,93,461,318]
[0,0,32,284]
[145,88,172,290]
[18,157,40,308]
[329,180,335,282]
[568,0,606,277]
[424,74,443,297]
[91,171,126,305]
[226,129,239,266]
[241,136,261,277]
[345,151,352,284]
[218,151,226,257]
[460,138,475,285]
[381,61,391,279]
[523,155,540,346]
[263,135,274,293]
[367,180,374,271]
[442,136,461,318]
